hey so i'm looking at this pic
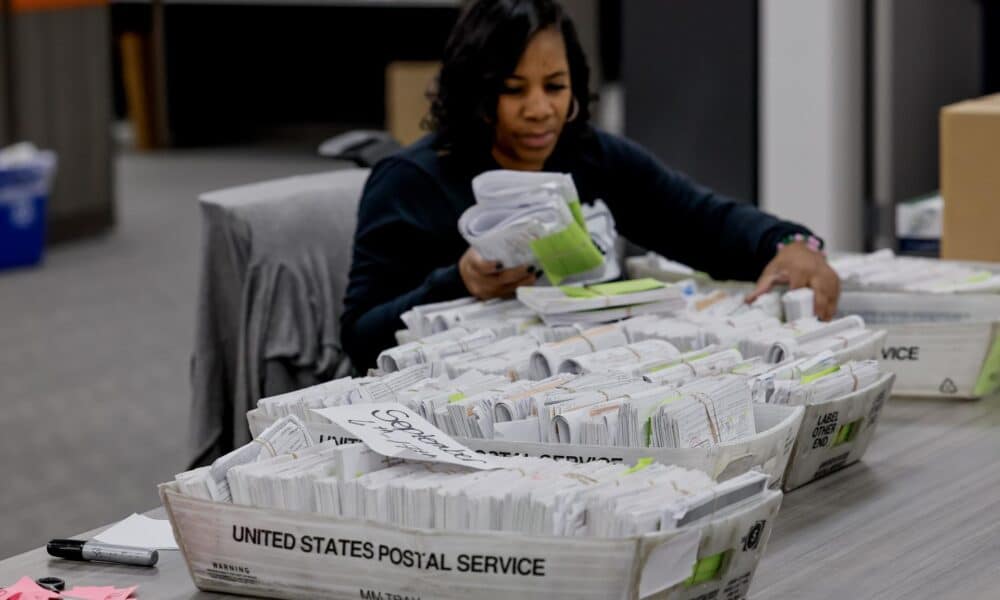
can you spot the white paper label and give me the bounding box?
[311,403,502,470]
[638,528,701,598]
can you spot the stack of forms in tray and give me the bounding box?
[165,279,897,600]
[631,249,1000,398]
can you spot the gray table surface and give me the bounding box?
[2,393,997,599]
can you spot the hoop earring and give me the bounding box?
[566,97,580,122]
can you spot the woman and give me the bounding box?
[341,0,839,370]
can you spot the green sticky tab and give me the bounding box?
[685,552,726,586]
[801,365,840,385]
[832,423,849,446]
[447,392,466,403]
[624,457,655,474]
[529,222,604,285]
[646,362,675,374]
[644,393,682,446]
[568,199,586,228]
[832,419,861,447]
[933,270,993,290]
[559,285,602,298]
[587,278,665,296]
[974,330,1000,396]
[558,278,666,298]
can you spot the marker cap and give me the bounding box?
[46,539,85,561]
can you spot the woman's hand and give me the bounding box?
[746,243,841,320]
[458,248,537,300]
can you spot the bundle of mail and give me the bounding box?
[749,356,882,406]
[428,351,881,448]
[176,427,770,540]
[377,277,881,379]
[383,320,583,376]
[629,248,1000,295]
[381,280,686,378]
[830,249,1000,294]
[258,364,517,424]
[397,297,541,341]
[516,277,687,326]
[177,414,316,502]
[254,281,886,456]
[457,170,619,285]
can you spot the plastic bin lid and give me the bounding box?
[0,151,56,186]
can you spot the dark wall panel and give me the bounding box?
[623,0,757,204]
[984,0,1000,93]
[162,5,459,146]
[870,0,982,248]
[883,0,982,202]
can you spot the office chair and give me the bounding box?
[317,130,402,167]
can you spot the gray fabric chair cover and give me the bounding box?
[189,169,369,466]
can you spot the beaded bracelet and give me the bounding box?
[777,233,826,256]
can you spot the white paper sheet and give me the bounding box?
[93,513,178,550]
[311,403,502,470]
[638,528,702,598]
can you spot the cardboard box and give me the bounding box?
[161,481,782,600]
[386,61,439,146]
[248,404,804,489]
[782,372,895,491]
[837,292,1000,397]
[941,94,1000,261]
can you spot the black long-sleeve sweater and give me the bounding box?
[340,128,813,370]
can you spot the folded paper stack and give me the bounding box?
[458,170,618,285]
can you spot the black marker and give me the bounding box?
[47,539,158,567]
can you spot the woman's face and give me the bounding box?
[491,27,573,171]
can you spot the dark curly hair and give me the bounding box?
[426,0,593,155]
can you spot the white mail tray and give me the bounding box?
[247,404,804,488]
[161,482,781,600]
[782,372,895,490]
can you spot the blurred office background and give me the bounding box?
[0,0,996,557]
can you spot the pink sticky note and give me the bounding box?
[106,586,137,600]
[5,577,58,600]
[63,585,138,600]
[111,586,137,600]
[62,587,115,600]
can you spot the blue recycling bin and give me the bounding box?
[0,150,57,271]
